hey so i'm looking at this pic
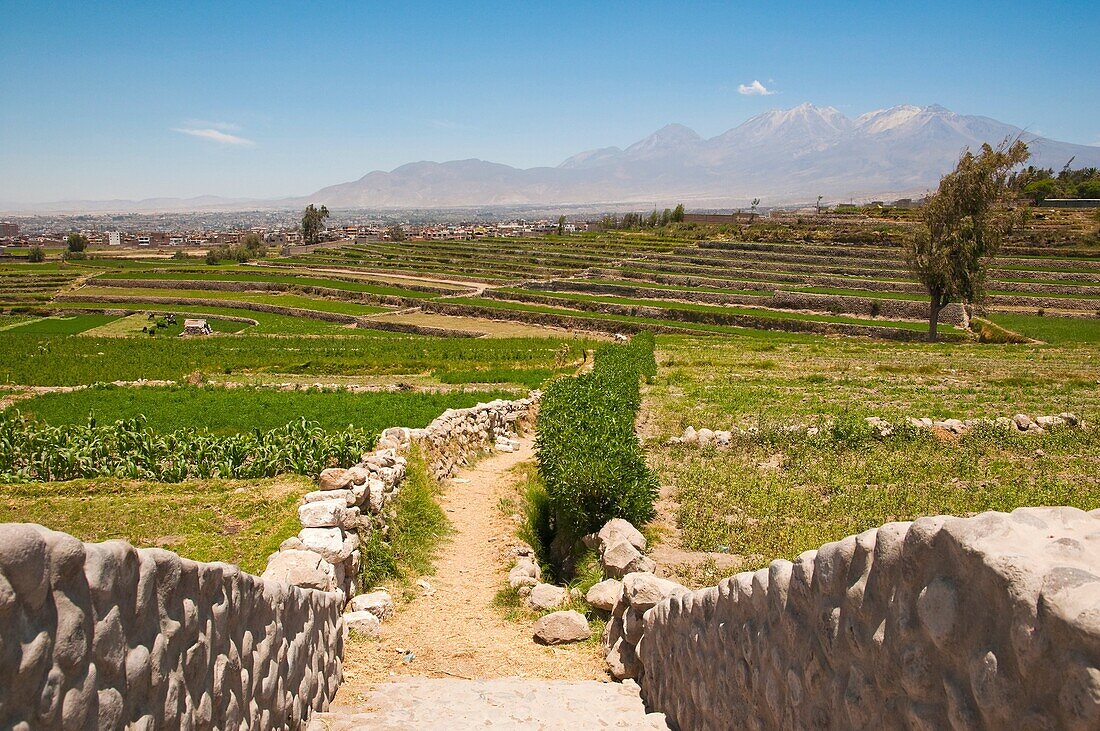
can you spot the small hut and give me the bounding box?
[180,319,212,336]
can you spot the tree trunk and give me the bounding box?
[928,299,942,342]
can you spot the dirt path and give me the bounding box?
[333,437,605,707]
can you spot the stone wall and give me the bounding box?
[261,395,540,604]
[623,507,1100,730]
[0,523,344,730]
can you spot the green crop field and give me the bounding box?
[9,385,521,434]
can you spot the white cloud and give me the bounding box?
[171,127,254,146]
[183,119,242,132]
[738,80,776,96]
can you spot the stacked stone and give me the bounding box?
[673,411,1084,446]
[398,395,539,480]
[262,450,407,598]
[0,523,343,730]
[633,507,1100,731]
[586,519,688,682]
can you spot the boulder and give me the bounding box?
[1013,413,1033,431]
[303,489,354,505]
[318,467,350,491]
[528,582,568,611]
[298,500,348,528]
[586,579,624,612]
[597,518,647,552]
[261,549,336,591]
[697,428,715,447]
[680,426,698,445]
[533,610,591,645]
[623,572,689,612]
[344,610,381,637]
[299,527,358,564]
[601,539,655,579]
[349,590,394,620]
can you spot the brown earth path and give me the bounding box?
[331,436,606,709]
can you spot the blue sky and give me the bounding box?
[1,0,1097,203]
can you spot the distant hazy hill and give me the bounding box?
[310,103,1100,208]
[11,104,1100,214]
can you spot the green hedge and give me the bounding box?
[535,332,658,538]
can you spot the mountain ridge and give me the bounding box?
[7,104,1099,213]
[307,103,1100,209]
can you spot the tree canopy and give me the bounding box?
[300,204,330,245]
[906,139,1030,341]
[65,233,88,252]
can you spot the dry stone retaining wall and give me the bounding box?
[0,523,343,730]
[261,394,540,611]
[626,507,1100,731]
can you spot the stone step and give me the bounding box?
[308,678,670,730]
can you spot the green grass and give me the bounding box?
[3,314,121,334]
[94,269,440,298]
[52,302,372,335]
[664,424,1100,570]
[359,448,451,590]
[76,286,393,316]
[10,385,520,435]
[0,331,590,386]
[431,367,560,389]
[645,332,1100,571]
[988,314,1100,344]
[0,475,309,574]
[492,289,932,331]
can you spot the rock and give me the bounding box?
[1060,412,1080,426]
[1035,415,1065,429]
[344,610,381,636]
[1013,414,1033,431]
[586,579,624,612]
[298,527,358,564]
[318,467,350,491]
[680,426,698,445]
[598,519,647,553]
[298,500,348,528]
[714,430,733,447]
[697,428,715,447]
[509,561,541,589]
[349,590,394,620]
[601,539,650,579]
[261,549,336,591]
[528,582,568,611]
[343,466,369,486]
[623,572,689,612]
[304,489,354,505]
[533,610,591,645]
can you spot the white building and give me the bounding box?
[106,231,122,246]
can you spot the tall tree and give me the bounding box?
[66,232,88,252]
[671,203,685,222]
[300,204,330,245]
[557,215,566,235]
[749,198,760,222]
[905,140,1030,341]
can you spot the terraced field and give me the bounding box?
[4,225,1097,343]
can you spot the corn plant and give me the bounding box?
[0,412,375,483]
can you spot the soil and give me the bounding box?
[334,437,605,707]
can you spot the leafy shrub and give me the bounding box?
[28,246,46,263]
[0,412,374,482]
[535,332,658,539]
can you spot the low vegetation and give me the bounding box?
[0,475,308,574]
[0,413,375,482]
[358,449,451,592]
[535,332,658,549]
[13,385,518,434]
